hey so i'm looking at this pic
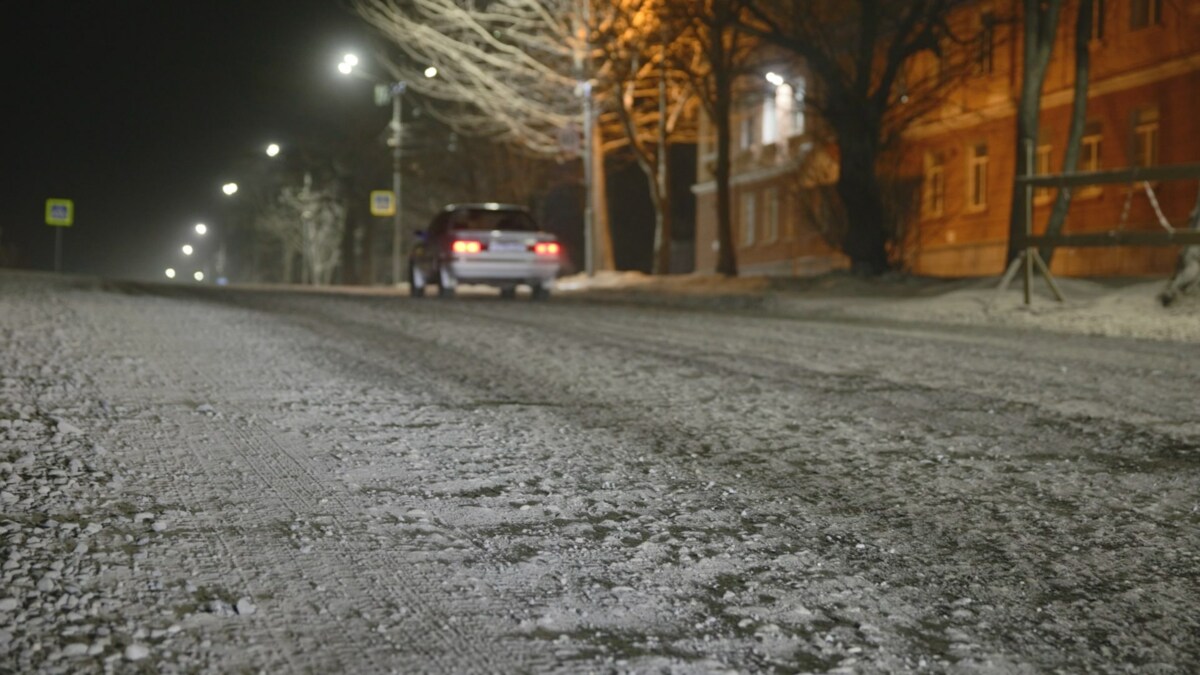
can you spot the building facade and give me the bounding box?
[693,0,1200,277]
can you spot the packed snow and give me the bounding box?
[1,268,1197,673]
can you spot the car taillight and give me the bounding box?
[452,240,484,254]
[533,242,561,256]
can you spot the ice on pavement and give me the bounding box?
[1,268,1198,673]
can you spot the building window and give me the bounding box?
[1130,0,1161,30]
[922,151,946,218]
[1078,120,1103,197]
[1090,0,1106,40]
[761,93,779,145]
[739,112,756,151]
[1079,121,1103,172]
[741,191,757,247]
[1132,106,1159,166]
[977,12,996,74]
[763,187,780,242]
[967,143,989,211]
[1035,143,1053,203]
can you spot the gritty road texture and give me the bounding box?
[1,270,1198,673]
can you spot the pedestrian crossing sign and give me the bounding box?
[45,199,74,227]
[370,191,396,216]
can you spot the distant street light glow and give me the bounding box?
[165,268,176,279]
[195,223,207,235]
[222,182,238,196]
[338,62,353,75]
[193,271,205,282]
[765,72,785,87]
[266,143,280,157]
[182,244,194,256]
[343,53,359,67]
[424,66,438,78]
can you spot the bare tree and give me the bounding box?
[594,0,698,274]
[1040,0,1092,266]
[258,174,347,285]
[739,0,973,275]
[351,0,616,271]
[1006,0,1065,264]
[665,0,759,277]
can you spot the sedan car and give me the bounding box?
[407,203,562,299]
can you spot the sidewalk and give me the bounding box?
[554,271,1200,344]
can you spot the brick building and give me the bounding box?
[692,0,1200,277]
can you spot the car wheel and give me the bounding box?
[499,286,517,299]
[409,263,426,297]
[530,283,550,301]
[437,265,457,297]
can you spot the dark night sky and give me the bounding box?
[2,0,378,280]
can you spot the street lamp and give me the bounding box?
[165,268,176,279]
[339,52,406,286]
[195,223,207,236]
[266,143,281,158]
[222,182,239,196]
[193,271,205,281]
[182,244,194,256]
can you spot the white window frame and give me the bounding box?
[1035,144,1054,204]
[967,143,989,212]
[763,187,780,243]
[1133,107,1159,167]
[761,93,779,146]
[741,191,757,247]
[1078,121,1103,198]
[922,151,945,218]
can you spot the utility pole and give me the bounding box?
[391,83,406,286]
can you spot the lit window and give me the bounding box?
[761,93,779,145]
[1079,121,1103,171]
[968,143,989,211]
[923,151,945,218]
[739,112,756,151]
[1133,107,1159,167]
[763,187,780,242]
[1035,144,1053,203]
[1130,0,1161,30]
[791,78,806,137]
[741,191,757,247]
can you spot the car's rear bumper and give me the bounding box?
[448,256,559,284]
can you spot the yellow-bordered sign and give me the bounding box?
[45,199,74,227]
[370,190,396,216]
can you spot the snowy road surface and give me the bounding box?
[2,270,1198,673]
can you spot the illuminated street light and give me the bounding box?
[266,143,280,157]
[165,268,176,279]
[336,53,407,286]
[424,66,438,79]
[222,182,239,196]
[195,223,207,236]
[193,271,205,282]
[766,72,785,87]
[182,244,194,256]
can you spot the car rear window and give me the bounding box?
[448,209,538,232]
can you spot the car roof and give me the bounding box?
[441,202,529,213]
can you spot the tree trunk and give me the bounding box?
[1006,0,1063,264]
[1041,0,1092,266]
[591,120,616,271]
[713,49,736,276]
[652,65,674,276]
[835,130,889,275]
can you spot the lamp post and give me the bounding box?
[339,53,407,286]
